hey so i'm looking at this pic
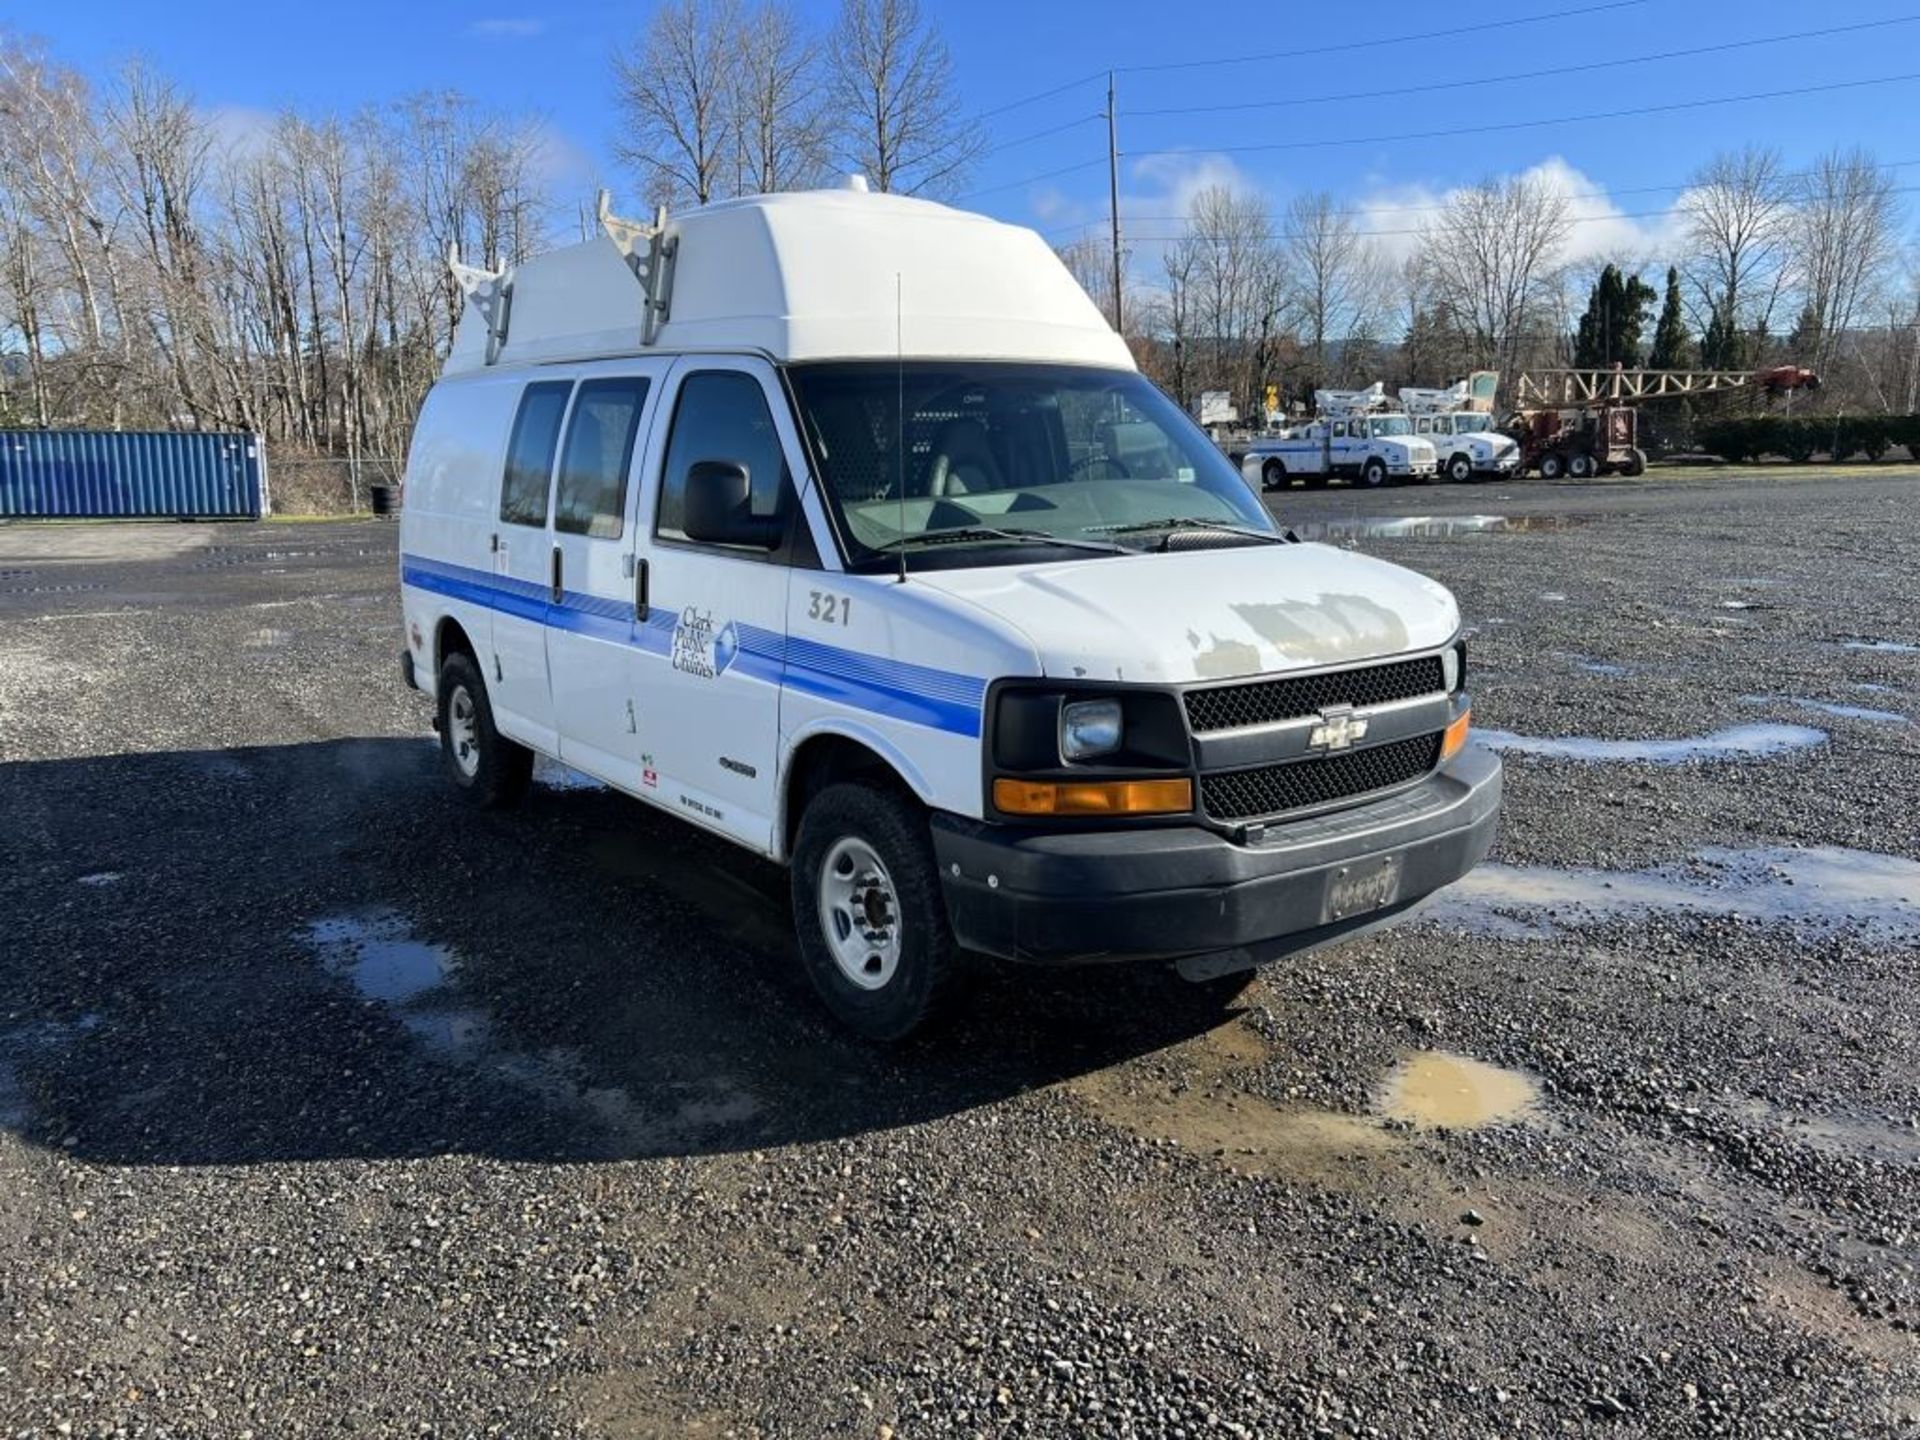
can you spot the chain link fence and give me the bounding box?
[266,453,405,517]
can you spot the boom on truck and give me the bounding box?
[1397,374,1521,482]
[1241,384,1439,491]
[1508,364,1820,478]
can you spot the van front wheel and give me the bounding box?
[436,651,532,809]
[793,782,960,1040]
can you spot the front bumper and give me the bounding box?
[930,746,1501,972]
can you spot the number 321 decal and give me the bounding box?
[807,590,851,626]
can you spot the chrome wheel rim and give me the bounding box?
[447,685,481,778]
[817,837,902,991]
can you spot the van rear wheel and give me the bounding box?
[793,782,960,1040]
[436,651,532,809]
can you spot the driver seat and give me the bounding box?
[929,419,1004,497]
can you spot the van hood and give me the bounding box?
[912,543,1460,684]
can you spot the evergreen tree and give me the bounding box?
[1573,264,1658,368]
[1698,295,1745,370]
[1648,267,1691,370]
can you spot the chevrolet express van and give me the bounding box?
[398,185,1501,1039]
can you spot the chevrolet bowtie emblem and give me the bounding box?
[1307,706,1368,752]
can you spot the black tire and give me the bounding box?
[1538,451,1566,480]
[792,782,961,1041]
[1447,454,1474,484]
[1568,451,1597,480]
[436,651,532,809]
[1360,458,1388,488]
[1261,458,1288,492]
[1621,447,1647,478]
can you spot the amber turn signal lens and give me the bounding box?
[993,776,1193,817]
[1440,709,1472,761]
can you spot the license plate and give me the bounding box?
[1324,855,1401,923]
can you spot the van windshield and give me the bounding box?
[785,362,1273,567]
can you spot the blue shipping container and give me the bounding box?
[0,429,267,519]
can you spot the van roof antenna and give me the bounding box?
[895,271,907,584]
[597,188,678,346]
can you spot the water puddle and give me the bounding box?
[1743,695,1909,726]
[1287,513,1584,542]
[1474,722,1827,764]
[76,871,122,887]
[1421,845,1920,944]
[1735,1098,1920,1169]
[1841,639,1920,655]
[1378,1052,1538,1130]
[306,912,455,1003]
[243,627,291,649]
[534,757,608,791]
[0,1014,102,1130]
[1559,653,1633,677]
[299,909,762,1152]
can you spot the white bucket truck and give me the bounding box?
[1241,385,1438,491]
[1398,382,1521,483]
[397,184,1500,1038]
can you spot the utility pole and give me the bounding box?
[1106,71,1123,335]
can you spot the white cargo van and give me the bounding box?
[397,185,1500,1038]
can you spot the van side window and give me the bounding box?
[499,381,571,528]
[554,377,650,539]
[657,371,789,542]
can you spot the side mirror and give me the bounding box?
[681,460,784,549]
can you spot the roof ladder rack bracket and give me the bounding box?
[448,244,512,366]
[598,190,677,347]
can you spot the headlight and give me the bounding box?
[1060,698,1123,761]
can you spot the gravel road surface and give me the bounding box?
[2,469,1917,1437]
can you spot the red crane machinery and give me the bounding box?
[1508,364,1821,478]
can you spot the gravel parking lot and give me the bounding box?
[3,469,1918,1437]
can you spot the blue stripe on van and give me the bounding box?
[401,555,987,737]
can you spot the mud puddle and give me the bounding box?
[1287,513,1584,542]
[1474,722,1826,763]
[1559,653,1634,677]
[1421,845,1920,943]
[1379,1052,1539,1130]
[1734,1098,1920,1169]
[1841,639,1920,654]
[1069,1025,1535,1188]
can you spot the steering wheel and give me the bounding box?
[1067,452,1132,480]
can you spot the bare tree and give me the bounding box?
[826,0,983,195]
[613,0,738,206]
[1419,172,1570,390]
[731,1,827,195]
[1680,146,1789,362]
[1281,191,1386,391]
[1788,147,1900,374]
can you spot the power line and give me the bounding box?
[961,0,1649,128]
[1119,0,1651,76]
[968,71,1920,202]
[1039,158,1920,238]
[1127,72,1920,163]
[1124,16,1920,121]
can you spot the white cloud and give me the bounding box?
[469,17,545,39]
[201,104,279,164]
[1351,156,1689,275]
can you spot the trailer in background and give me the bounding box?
[0,429,269,519]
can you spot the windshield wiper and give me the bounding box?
[1090,517,1293,547]
[875,525,1130,556]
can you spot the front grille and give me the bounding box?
[1185,655,1445,734]
[1201,733,1443,822]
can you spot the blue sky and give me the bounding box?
[22,0,1920,270]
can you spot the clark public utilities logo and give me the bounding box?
[670,608,737,679]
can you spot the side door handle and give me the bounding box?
[550,545,563,605]
[634,557,649,621]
